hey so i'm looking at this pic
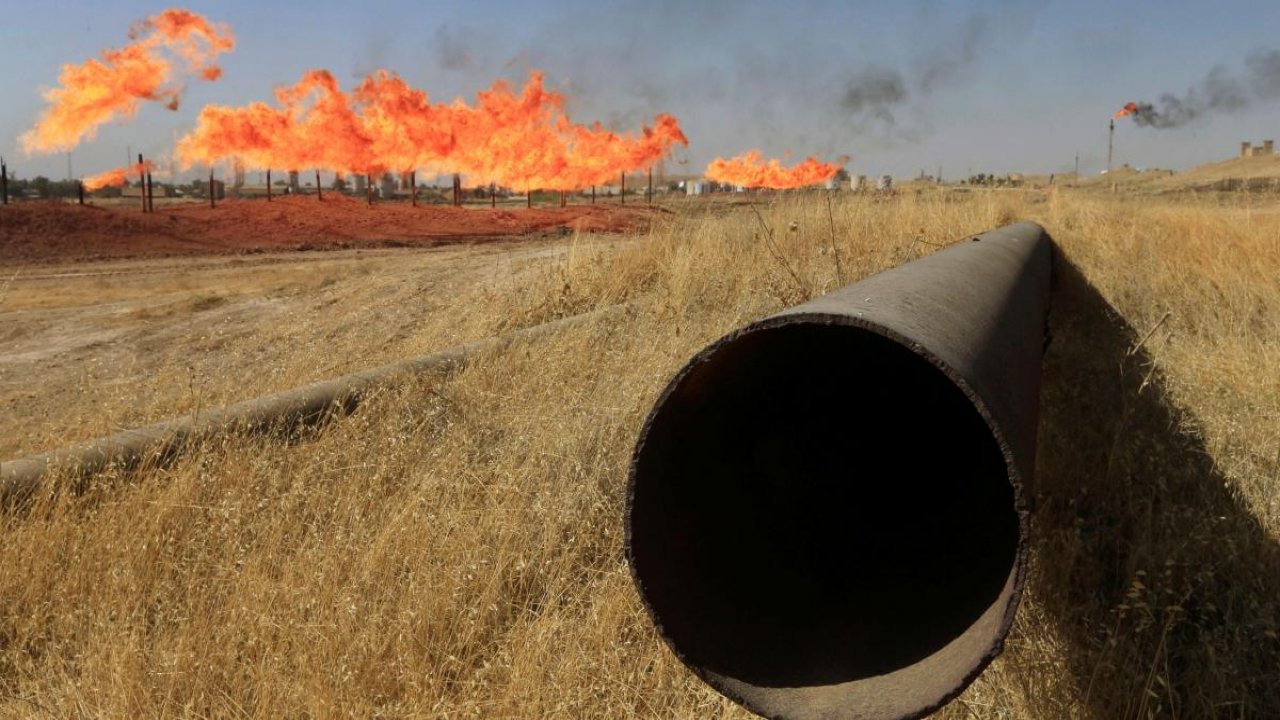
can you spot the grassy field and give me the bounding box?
[1,188,1277,718]
[0,239,612,459]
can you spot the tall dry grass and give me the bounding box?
[1,188,1277,718]
[0,243,603,459]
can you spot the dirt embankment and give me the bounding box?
[0,194,662,264]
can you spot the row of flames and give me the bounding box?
[21,9,845,194]
[177,69,688,192]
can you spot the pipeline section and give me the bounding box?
[626,222,1053,720]
[2,306,619,508]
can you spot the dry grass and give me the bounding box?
[0,241,602,459]
[1,188,1277,718]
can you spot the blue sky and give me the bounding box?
[3,0,1279,182]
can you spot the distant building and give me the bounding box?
[1240,140,1275,158]
[122,185,171,198]
[231,184,271,198]
[685,180,712,195]
[379,173,398,199]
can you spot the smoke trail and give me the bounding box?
[434,24,475,71]
[838,10,994,132]
[913,12,988,93]
[1128,48,1280,129]
[840,67,908,127]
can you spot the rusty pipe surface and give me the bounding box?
[626,221,1053,720]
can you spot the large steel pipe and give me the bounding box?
[626,222,1053,720]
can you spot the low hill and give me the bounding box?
[1079,154,1280,193]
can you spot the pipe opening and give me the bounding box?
[629,321,1019,689]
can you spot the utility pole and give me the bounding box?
[138,153,148,212]
[1107,119,1114,173]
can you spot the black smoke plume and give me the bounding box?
[1127,49,1280,129]
[841,67,908,127]
[838,9,1010,134]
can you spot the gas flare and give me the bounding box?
[1112,102,1138,119]
[560,114,688,190]
[83,161,153,191]
[704,151,845,189]
[20,8,234,154]
[447,71,569,189]
[354,71,458,174]
[178,69,687,192]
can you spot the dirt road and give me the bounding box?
[0,234,626,458]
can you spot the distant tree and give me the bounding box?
[834,168,851,182]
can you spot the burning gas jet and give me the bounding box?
[1113,102,1138,119]
[82,161,153,191]
[177,69,688,192]
[21,8,234,154]
[705,151,846,189]
[1111,48,1280,129]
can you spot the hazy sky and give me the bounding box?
[3,0,1279,182]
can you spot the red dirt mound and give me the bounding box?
[0,196,661,264]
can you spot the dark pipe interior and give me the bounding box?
[629,322,1018,687]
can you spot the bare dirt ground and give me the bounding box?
[0,194,661,264]
[0,233,627,459]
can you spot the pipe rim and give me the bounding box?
[626,309,1031,720]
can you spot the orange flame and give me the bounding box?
[1112,102,1138,120]
[353,70,458,173]
[83,161,153,191]
[558,114,689,190]
[21,8,234,154]
[445,72,568,188]
[704,151,844,189]
[177,69,688,191]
